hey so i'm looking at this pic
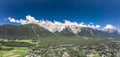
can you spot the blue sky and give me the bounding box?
[0,0,120,29]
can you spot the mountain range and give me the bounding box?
[0,24,120,39]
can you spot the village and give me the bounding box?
[26,42,120,57]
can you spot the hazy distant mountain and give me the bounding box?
[0,24,120,39]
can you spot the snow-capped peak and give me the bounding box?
[37,21,65,33]
[8,15,101,34]
[103,24,117,33]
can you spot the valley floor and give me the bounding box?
[0,37,120,57]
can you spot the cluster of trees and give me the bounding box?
[0,46,14,51]
[0,41,34,47]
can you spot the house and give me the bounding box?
[62,52,70,57]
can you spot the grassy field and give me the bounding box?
[0,46,27,57]
[0,39,39,57]
[0,39,40,44]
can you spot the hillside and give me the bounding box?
[0,24,120,39]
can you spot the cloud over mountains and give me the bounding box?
[8,15,117,33]
[103,24,117,33]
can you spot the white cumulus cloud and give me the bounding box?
[103,24,116,30]
[8,15,101,33]
[103,24,117,33]
[8,17,19,23]
[26,15,39,23]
